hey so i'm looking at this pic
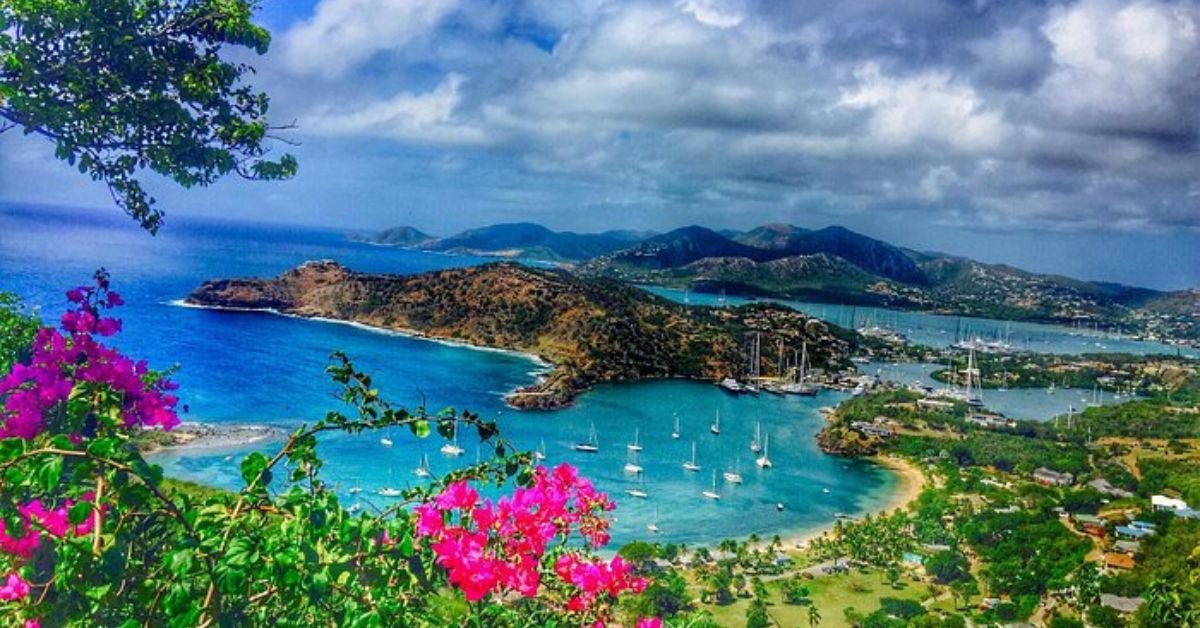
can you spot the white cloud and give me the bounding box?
[304,74,487,144]
[282,0,460,78]
[676,0,746,28]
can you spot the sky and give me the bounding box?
[1,0,1198,289]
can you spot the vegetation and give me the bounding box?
[0,0,297,233]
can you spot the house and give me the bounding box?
[1151,495,1189,512]
[1033,467,1074,487]
[1115,525,1154,539]
[1104,553,1136,571]
[1176,508,1200,520]
[1129,520,1157,531]
[1088,478,1134,499]
[1100,594,1144,614]
[1113,540,1141,555]
[965,414,1016,429]
[849,421,893,438]
[1072,514,1102,525]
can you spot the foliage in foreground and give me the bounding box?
[0,277,660,626]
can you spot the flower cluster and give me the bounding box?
[0,494,102,559]
[0,271,179,439]
[414,464,652,624]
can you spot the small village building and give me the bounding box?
[1113,540,1141,554]
[1088,478,1134,499]
[1151,495,1189,511]
[849,421,893,437]
[1176,508,1200,520]
[1100,594,1144,614]
[1033,467,1074,487]
[1129,520,1156,531]
[917,398,954,411]
[1103,553,1136,571]
[1115,525,1154,539]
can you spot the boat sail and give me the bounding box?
[702,470,721,500]
[682,441,701,472]
[755,434,772,468]
[671,414,681,440]
[534,439,546,461]
[574,423,599,453]
[710,409,721,435]
[627,427,643,452]
[780,341,818,395]
[647,509,660,533]
[750,422,762,454]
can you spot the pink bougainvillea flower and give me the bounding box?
[0,572,30,601]
[637,618,663,628]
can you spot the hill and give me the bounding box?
[357,222,645,262]
[186,261,856,409]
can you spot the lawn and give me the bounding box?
[694,567,934,627]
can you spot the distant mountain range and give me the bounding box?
[353,222,1199,341]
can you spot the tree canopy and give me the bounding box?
[0,0,296,233]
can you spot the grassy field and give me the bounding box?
[694,568,933,627]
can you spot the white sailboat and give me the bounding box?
[574,423,599,453]
[413,453,431,478]
[647,509,660,534]
[627,427,643,452]
[534,439,546,461]
[750,422,762,454]
[626,476,648,499]
[702,470,721,500]
[755,434,772,468]
[710,409,721,435]
[440,426,464,456]
[780,341,818,395]
[671,414,681,440]
[379,428,394,448]
[348,477,363,495]
[377,468,402,497]
[682,441,701,472]
[723,457,743,484]
[623,449,643,475]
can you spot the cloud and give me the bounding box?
[304,74,487,144]
[282,0,460,78]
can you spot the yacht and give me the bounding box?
[755,434,772,468]
[671,414,681,440]
[534,439,546,461]
[682,441,701,472]
[623,450,643,475]
[379,436,394,448]
[750,422,762,454]
[718,377,745,394]
[627,427,643,452]
[723,458,743,484]
[440,427,464,456]
[413,454,431,478]
[647,509,660,534]
[710,410,721,435]
[348,477,363,495]
[377,487,403,498]
[702,470,721,500]
[625,477,648,499]
[779,341,818,395]
[574,423,600,453]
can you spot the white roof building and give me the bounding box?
[1151,495,1189,511]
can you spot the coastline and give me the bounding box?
[767,454,926,554]
[139,422,285,455]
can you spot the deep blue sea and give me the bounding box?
[0,205,1183,546]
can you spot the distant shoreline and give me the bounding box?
[139,422,285,455]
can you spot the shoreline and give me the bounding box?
[763,454,926,554]
[140,422,286,455]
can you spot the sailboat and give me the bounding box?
[379,428,394,448]
[780,341,817,395]
[534,439,546,461]
[750,422,762,454]
[626,476,648,499]
[723,457,743,484]
[413,454,431,478]
[682,441,701,472]
[623,449,643,475]
[647,509,660,533]
[755,434,772,468]
[440,427,464,456]
[377,468,402,497]
[671,414,681,440]
[702,470,721,500]
[348,477,363,495]
[627,427,643,452]
[574,423,599,453]
[710,409,721,435]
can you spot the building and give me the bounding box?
[1104,553,1136,571]
[849,421,893,438]
[1115,525,1154,539]
[1100,594,1144,614]
[1151,495,1189,512]
[1088,478,1134,499]
[1112,540,1141,555]
[1033,467,1074,487]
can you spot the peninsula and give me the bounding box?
[186,261,856,409]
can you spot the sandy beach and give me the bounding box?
[139,422,285,455]
[772,454,928,553]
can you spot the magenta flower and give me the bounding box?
[0,572,30,601]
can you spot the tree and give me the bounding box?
[950,577,979,610]
[807,603,822,627]
[0,0,297,233]
[1073,562,1101,607]
[925,550,971,585]
[746,598,771,628]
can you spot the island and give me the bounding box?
[186,260,858,409]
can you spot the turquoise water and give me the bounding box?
[0,205,1172,546]
[644,287,1194,357]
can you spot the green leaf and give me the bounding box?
[39,455,64,491]
[68,501,94,525]
[240,452,269,487]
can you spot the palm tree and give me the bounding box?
[807,603,822,627]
